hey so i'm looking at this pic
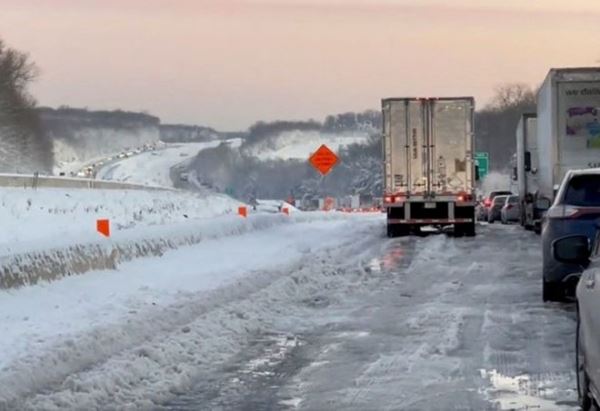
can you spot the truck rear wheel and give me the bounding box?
[463,222,476,237]
[386,224,395,238]
[386,224,409,238]
[397,225,410,237]
[455,223,475,237]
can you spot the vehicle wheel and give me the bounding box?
[543,280,563,302]
[453,224,464,237]
[397,225,410,237]
[463,222,476,237]
[577,311,594,411]
[520,211,525,227]
[386,224,396,238]
[388,224,409,238]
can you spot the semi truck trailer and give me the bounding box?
[382,97,476,237]
[514,113,543,231]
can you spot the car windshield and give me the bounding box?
[564,175,600,207]
[508,196,519,204]
[493,196,507,204]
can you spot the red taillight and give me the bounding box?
[484,199,491,207]
[457,195,464,202]
[385,194,405,204]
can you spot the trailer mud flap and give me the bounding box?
[387,218,473,225]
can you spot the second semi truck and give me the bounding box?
[382,97,476,237]
[514,113,543,231]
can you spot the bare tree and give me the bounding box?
[0,37,52,172]
[487,83,536,111]
[476,83,537,171]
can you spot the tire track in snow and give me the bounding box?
[6,219,384,410]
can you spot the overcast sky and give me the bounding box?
[1,0,600,130]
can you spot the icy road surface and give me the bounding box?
[0,219,578,410]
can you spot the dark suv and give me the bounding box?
[542,170,600,301]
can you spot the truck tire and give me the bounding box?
[520,208,526,227]
[577,313,594,411]
[464,222,476,237]
[386,224,396,238]
[387,224,409,238]
[397,225,410,237]
[455,223,476,237]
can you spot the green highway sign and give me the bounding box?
[474,152,489,180]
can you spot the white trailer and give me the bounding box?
[537,67,600,201]
[382,97,476,237]
[515,113,542,229]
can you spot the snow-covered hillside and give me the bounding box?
[242,130,370,160]
[42,108,160,172]
[97,141,240,187]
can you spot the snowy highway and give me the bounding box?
[0,216,579,410]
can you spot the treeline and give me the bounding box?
[38,107,160,130]
[241,94,532,173]
[245,120,321,146]
[323,110,381,132]
[189,85,536,200]
[0,38,52,172]
[189,136,383,201]
[242,109,381,148]
[160,124,220,143]
[475,84,536,171]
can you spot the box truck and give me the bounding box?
[537,67,600,200]
[382,97,476,237]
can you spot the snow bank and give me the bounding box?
[0,187,238,250]
[0,216,383,409]
[0,204,364,288]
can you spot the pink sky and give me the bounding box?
[1,0,600,130]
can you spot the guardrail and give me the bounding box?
[0,173,170,191]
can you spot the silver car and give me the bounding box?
[501,195,520,224]
[551,231,600,410]
[487,195,509,223]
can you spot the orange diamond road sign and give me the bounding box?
[309,144,339,176]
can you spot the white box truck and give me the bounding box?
[515,113,543,230]
[537,67,600,200]
[382,97,476,237]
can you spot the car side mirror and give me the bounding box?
[535,197,551,211]
[552,235,591,264]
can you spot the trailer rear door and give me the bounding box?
[429,98,474,196]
